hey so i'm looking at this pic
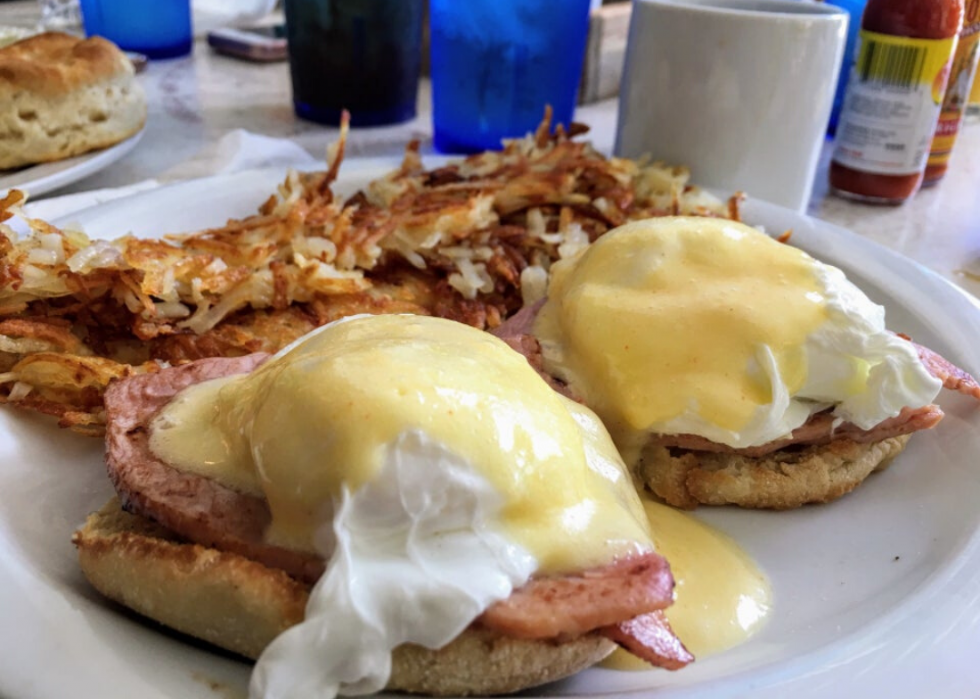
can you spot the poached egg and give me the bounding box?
[534,216,943,464]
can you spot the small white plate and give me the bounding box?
[1,159,979,699]
[0,129,144,200]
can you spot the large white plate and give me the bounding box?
[0,130,144,200]
[2,160,979,699]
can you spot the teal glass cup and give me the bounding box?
[284,0,425,127]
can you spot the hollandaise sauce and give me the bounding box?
[603,499,771,669]
[148,314,653,573]
[535,217,829,462]
[534,215,942,464]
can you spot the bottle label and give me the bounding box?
[927,3,980,174]
[833,30,957,176]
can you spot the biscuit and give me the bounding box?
[0,33,146,170]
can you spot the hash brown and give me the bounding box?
[0,114,741,433]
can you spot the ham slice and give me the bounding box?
[601,611,694,670]
[104,353,326,586]
[479,552,675,639]
[912,341,980,399]
[648,405,945,457]
[480,552,693,670]
[492,300,542,340]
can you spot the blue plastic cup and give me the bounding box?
[80,0,193,60]
[429,0,592,153]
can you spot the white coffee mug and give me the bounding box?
[615,0,848,212]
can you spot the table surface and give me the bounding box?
[2,1,979,300]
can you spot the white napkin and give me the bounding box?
[24,130,319,222]
[160,129,319,182]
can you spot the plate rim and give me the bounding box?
[0,128,145,200]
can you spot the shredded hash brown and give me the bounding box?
[0,113,743,434]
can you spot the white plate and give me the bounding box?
[2,160,979,699]
[0,130,144,200]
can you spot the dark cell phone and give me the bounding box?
[207,24,288,62]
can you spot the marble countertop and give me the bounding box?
[2,2,979,299]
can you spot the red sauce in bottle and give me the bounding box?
[829,0,964,203]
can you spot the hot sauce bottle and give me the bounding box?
[830,0,965,204]
[924,0,980,185]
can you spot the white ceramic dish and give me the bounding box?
[0,130,144,200]
[1,160,979,699]
[616,0,847,213]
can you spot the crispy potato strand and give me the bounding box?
[0,120,738,434]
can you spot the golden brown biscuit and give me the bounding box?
[639,435,911,510]
[0,33,146,170]
[73,498,615,696]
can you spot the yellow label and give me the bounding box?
[835,31,958,175]
[855,31,956,101]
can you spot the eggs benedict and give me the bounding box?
[494,216,980,509]
[73,314,693,697]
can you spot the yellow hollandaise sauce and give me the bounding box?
[534,216,828,462]
[148,314,653,574]
[603,498,771,669]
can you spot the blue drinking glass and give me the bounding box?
[429,0,593,153]
[79,0,193,59]
[827,0,867,135]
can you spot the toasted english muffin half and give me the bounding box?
[72,498,616,696]
[639,435,911,510]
